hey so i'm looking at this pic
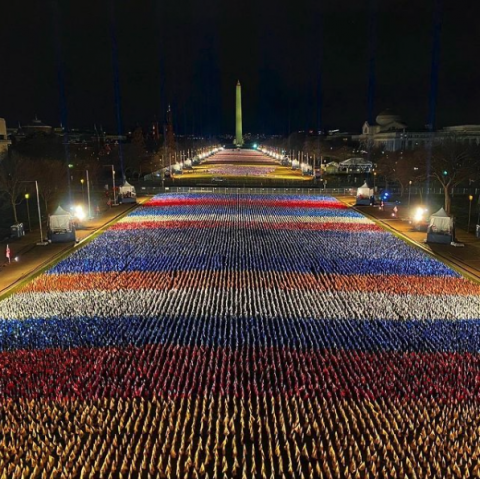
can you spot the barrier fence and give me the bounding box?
[137,185,480,197]
[137,186,356,196]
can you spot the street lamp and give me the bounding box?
[86,170,92,219]
[80,178,85,203]
[103,165,117,206]
[468,195,473,233]
[21,181,47,245]
[408,180,412,207]
[72,169,92,219]
[25,193,31,232]
[68,163,74,208]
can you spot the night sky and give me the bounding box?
[1,0,479,136]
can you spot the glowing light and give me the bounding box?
[412,207,428,224]
[74,205,86,221]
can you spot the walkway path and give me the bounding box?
[0,199,147,297]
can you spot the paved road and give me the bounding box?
[337,196,480,282]
[0,199,147,297]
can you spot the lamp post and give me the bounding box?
[86,170,92,219]
[112,168,116,205]
[25,193,31,232]
[408,180,412,207]
[103,165,117,205]
[73,169,92,219]
[68,163,74,208]
[468,195,473,233]
[373,171,377,191]
[21,181,46,245]
[34,181,45,244]
[80,178,85,203]
[477,196,480,228]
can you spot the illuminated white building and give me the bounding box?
[355,109,480,151]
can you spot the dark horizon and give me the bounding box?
[1,0,480,136]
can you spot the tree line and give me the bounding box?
[264,132,480,214]
[0,128,216,224]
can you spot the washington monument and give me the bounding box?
[234,80,244,147]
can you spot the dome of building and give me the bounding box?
[376,109,403,126]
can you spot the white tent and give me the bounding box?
[356,182,374,206]
[118,181,137,203]
[357,182,373,196]
[118,181,136,198]
[339,158,373,170]
[427,207,454,244]
[428,208,453,234]
[324,161,339,172]
[49,206,73,232]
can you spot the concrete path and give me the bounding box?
[0,199,147,297]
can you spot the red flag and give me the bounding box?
[6,244,11,263]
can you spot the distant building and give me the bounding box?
[439,125,480,146]
[66,126,107,145]
[0,118,11,155]
[104,133,127,144]
[21,115,53,137]
[354,109,480,151]
[324,129,355,145]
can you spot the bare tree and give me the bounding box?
[430,140,480,214]
[123,127,148,179]
[376,149,426,196]
[28,158,67,213]
[0,151,28,224]
[328,145,355,163]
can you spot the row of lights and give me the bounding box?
[259,147,315,175]
[172,147,223,173]
[258,147,286,161]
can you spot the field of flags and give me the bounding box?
[206,165,276,176]
[205,149,279,165]
[1,193,480,477]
